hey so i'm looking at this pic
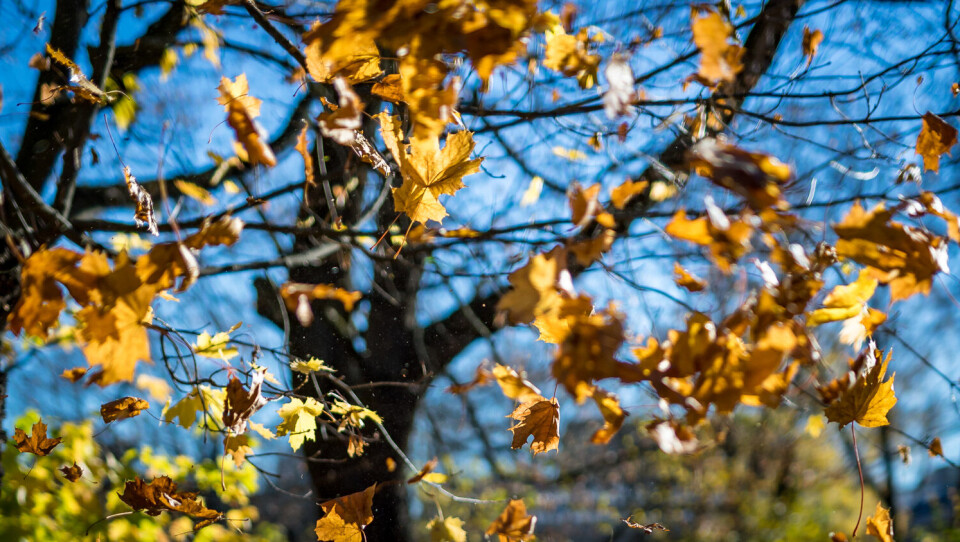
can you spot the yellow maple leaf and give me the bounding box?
[315,485,376,542]
[492,364,543,403]
[508,396,560,455]
[543,26,601,89]
[866,501,895,542]
[13,420,62,456]
[193,322,241,360]
[276,397,324,451]
[303,26,382,84]
[162,385,225,430]
[590,387,627,444]
[690,8,743,85]
[174,179,217,206]
[673,262,707,292]
[807,272,878,326]
[330,400,381,431]
[916,112,957,172]
[825,351,897,428]
[379,114,482,225]
[290,357,334,374]
[496,247,566,325]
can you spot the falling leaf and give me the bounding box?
[427,516,467,542]
[520,176,544,207]
[290,357,334,374]
[330,400,382,431]
[100,396,150,423]
[486,499,536,542]
[217,74,276,167]
[674,262,707,292]
[866,501,895,542]
[136,374,172,401]
[119,476,222,524]
[496,247,566,325]
[687,138,792,210]
[647,419,698,454]
[59,462,83,482]
[825,350,897,428]
[802,26,824,66]
[897,444,912,464]
[61,367,88,382]
[928,437,943,457]
[276,397,325,451]
[690,9,743,85]
[805,414,825,438]
[407,457,439,484]
[315,484,376,542]
[543,26,601,89]
[124,167,159,235]
[222,368,268,435]
[569,183,615,228]
[807,272,878,326]
[915,112,957,172]
[622,517,669,533]
[46,44,109,103]
[224,434,253,467]
[296,124,315,188]
[610,179,649,210]
[552,146,588,161]
[174,179,217,206]
[13,420,62,456]
[319,77,363,146]
[603,54,636,119]
[303,27,382,84]
[666,206,754,272]
[8,248,84,339]
[379,114,482,225]
[552,307,640,402]
[590,388,627,444]
[508,396,560,455]
[280,283,362,327]
[833,201,948,301]
[569,228,615,266]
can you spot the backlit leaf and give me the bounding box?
[100,396,150,423]
[825,350,897,428]
[13,420,62,456]
[486,499,536,542]
[508,396,560,455]
[915,112,957,172]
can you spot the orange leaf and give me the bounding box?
[100,396,150,423]
[371,74,404,103]
[280,282,362,327]
[486,499,536,542]
[222,368,268,435]
[508,397,560,455]
[915,112,957,172]
[492,364,543,403]
[801,26,824,65]
[407,457,438,484]
[691,8,743,85]
[124,167,159,235]
[590,388,627,444]
[296,124,315,188]
[119,476,222,523]
[673,262,706,292]
[609,179,648,210]
[496,247,566,325]
[928,437,943,457]
[13,420,62,456]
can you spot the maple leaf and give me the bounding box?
[222,368,268,436]
[276,397,324,451]
[100,396,150,423]
[59,462,83,482]
[61,366,88,382]
[569,183,615,229]
[508,396,560,455]
[303,27,382,84]
[590,388,628,444]
[690,8,743,86]
[163,385,226,430]
[193,323,241,360]
[928,437,943,457]
[330,400,382,431]
[315,484,376,542]
[124,167,159,235]
[216,74,276,167]
[674,262,707,292]
[665,205,753,273]
[8,248,83,339]
[280,282,362,327]
[446,365,493,395]
[807,272,878,326]
[119,476,222,524]
[296,124,315,189]
[915,112,957,172]
[427,516,467,542]
[825,350,897,428]
[543,26,601,89]
[492,364,543,403]
[290,357,334,374]
[13,420,62,456]
[379,114,482,225]
[802,26,824,66]
[406,457,447,485]
[622,517,670,533]
[687,138,792,210]
[569,228,615,266]
[833,201,948,301]
[486,499,537,542]
[174,179,217,206]
[866,501,895,542]
[496,247,567,325]
[533,294,593,345]
[398,57,462,140]
[45,44,109,103]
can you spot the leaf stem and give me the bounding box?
[852,423,864,537]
